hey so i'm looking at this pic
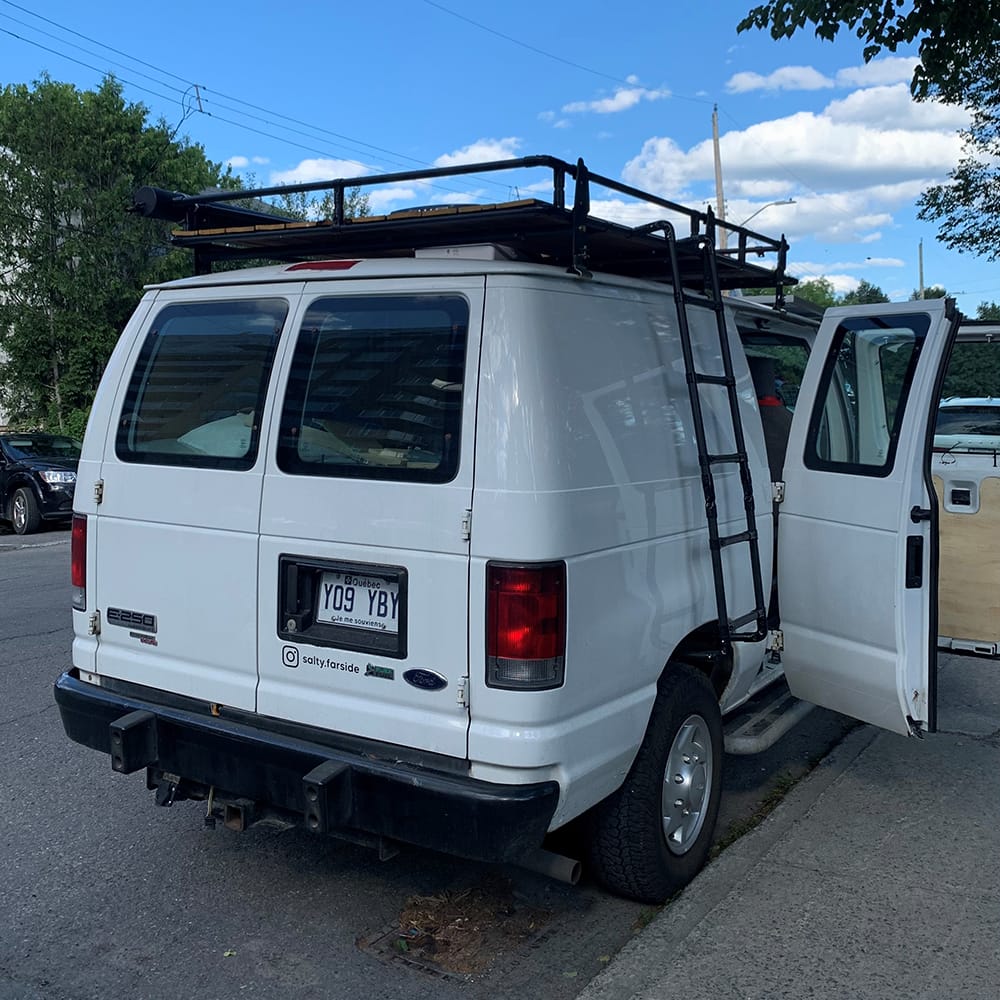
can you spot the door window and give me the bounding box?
[276,295,469,483]
[804,314,930,476]
[116,299,287,469]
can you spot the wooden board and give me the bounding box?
[934,475,1000,644]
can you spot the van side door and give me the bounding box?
[778,298,959,736]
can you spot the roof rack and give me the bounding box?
[133,155,792,292]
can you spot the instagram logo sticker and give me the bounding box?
[282,645,300,669]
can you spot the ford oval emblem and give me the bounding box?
[403,668,448,692]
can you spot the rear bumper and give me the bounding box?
[54,670,559,863]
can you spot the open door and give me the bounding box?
[779,298,960,736]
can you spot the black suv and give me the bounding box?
[0,433,81,535]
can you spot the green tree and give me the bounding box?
[976,301,1000,320]
[787,276,838,308]
[0,75,232,434]
[840,279,889,305]
[909,285,948,300]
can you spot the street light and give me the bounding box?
[737,198,796,228]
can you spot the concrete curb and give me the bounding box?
[578,723,881,1000]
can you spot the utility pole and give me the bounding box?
[918,239,925,299]
[712,104,727,251]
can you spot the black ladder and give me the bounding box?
[639,218,769,648]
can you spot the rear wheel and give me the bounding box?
[587,662,723,903]
[11,487,41,535]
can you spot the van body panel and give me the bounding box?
[88,286,299,710]
[779,299,957,735]
[254,278,485,759]
[466,276,773,821]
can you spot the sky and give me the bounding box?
[1,0,996,315]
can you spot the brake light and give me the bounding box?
[486,562,566,690]
[71,514,87,610]
[285,260,359,271]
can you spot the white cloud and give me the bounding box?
[825,84,970,130]
[434,138,521,167]
[726,66,834,93]
[226,155,249,168]
[835,56,919,88]
[562,84,670,115]
[622,82,967,249]
[366,186,421,212]
[269,158,368,185]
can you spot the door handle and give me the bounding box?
[905,536,924,588]
[910,506,932,523]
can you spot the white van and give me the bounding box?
[55,156,984,903]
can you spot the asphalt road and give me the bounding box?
[0,528,855,1000]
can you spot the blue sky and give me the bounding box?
[2,0,996,314]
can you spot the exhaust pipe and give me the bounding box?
[517,848,582,885]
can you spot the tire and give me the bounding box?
[587,662,723,903]
[11,487,42,535]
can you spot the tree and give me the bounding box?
[0,76,233,435]
[909,285,948,300]
[737,2,1000,103]
[840,279,889,305]
[787,276,838,308]
[976,302,1000,321]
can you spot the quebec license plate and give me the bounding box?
[316,570,400,634]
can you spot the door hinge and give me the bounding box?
[456,676,469,708]
[772,481,785,503]
[93,479,105,505]
[767,629,784,652]
[87,610,101,635]
[461,508,472,542]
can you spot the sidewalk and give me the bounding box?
[580,654,1000,1000]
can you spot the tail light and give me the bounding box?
[486,562,566,690]
[71,514,87,610]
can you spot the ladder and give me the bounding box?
[638,218,769,648]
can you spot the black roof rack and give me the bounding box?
[133,155,792,291]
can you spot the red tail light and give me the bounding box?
[486,562,566,690]
[71,514,87,610]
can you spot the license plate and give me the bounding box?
[316,570,400,634]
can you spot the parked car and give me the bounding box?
[933,397,1000,453]
[0,433,81,534]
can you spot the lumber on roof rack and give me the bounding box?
[133,154,793,294]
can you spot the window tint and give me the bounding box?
[805,314,929,476]
[277,295,468,483]
[116,299,287,469]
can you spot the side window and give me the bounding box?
[276,295,468,484]
[805,314,929,476]
[116,299,287,469]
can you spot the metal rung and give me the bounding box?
[730,608,766,630]
[692,373,734,387]
[714,530,756,549]
[707,453,744,465]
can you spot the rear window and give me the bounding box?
[276,294,469,483]
[116,299,287,469]
[935,406,1000,437]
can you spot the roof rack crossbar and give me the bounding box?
[132,155,793,291]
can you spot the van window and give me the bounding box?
[804,314,929,475]
[116,299,287,469]
[276,295,468,483]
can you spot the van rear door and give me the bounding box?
[256,279,483,758]
[779,298,959,735]
[92,287,297,711]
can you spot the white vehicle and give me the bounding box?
[54,157,989,903]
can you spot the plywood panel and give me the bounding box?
[934,475,1000,644]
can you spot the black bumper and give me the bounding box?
[54,671,559,863]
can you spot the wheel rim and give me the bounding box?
[12,493,25,531]
[661,713,713,856]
